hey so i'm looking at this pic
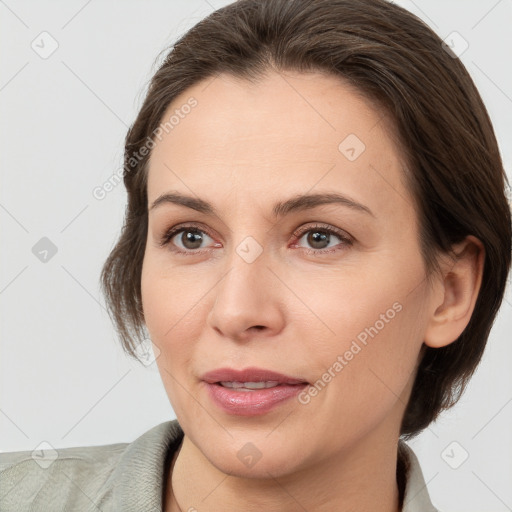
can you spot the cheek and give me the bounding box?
[326,304,425,443]
[290,246,427,353]
[141,260,188,367]
[292,252,430,422]
[141,253,205,340]
[141,260,204,415]
[141,254,217,383]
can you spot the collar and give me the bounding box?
[400,441,440,511]
[111,420,438,511]
[112,420,184,510]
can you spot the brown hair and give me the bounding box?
[100,0,511,438]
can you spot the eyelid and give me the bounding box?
[158,221,215,248]
[291,222,352,243]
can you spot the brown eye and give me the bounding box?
[292,223,353,255]
[159,224,217,254]
[303,230,332,250]
[176,229,206,250]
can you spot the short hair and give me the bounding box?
[100,0,511,439]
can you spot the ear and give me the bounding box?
[424,235,485,348]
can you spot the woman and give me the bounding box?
[1,0,510,511]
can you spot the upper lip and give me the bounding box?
[202,367,308,385]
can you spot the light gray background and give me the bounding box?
[1,1,511,511]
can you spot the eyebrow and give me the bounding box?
[149,191,374,218]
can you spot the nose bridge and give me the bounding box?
[208,233,283,338]
[217,235,270,311]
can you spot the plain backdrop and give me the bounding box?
[1,1,511,511]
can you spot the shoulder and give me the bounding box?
[0,419,184,512]
[0,441,127,511]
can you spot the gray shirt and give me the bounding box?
[0,420,440,511]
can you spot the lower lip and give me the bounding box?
[204,382,308,416]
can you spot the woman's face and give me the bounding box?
[141,70,438,477]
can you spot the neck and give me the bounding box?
[165,427,401,512]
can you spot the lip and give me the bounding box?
[201,367,309,416]
[201,367,308,385]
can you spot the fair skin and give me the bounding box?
[141,70,484,512]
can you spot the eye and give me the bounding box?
[292,223,352,255]
[159,223,219,255]
[159,222,352,256]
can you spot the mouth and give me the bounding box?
[217,381,284,390]
[201,367,309,415]
[201,367,309,386]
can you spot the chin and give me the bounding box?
[214,451,304,480]
[198,431,311,480]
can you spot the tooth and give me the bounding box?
[244,381,280,389]
[243,382,266,389]
[219,381,280,389]
[219,381,244,388]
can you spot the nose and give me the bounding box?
[206,246,286,342]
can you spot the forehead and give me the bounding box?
[147,70,412,221]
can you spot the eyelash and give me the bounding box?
[158,222,353,256]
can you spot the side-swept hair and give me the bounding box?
[100,0,511,438]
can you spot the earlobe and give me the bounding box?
[424,235,485,349]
